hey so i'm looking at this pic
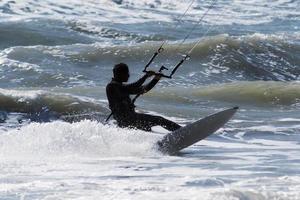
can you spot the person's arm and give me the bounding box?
[142,74,161,93]
[123,74,161,95]
[126,74,149,88]
[123,71,156,94]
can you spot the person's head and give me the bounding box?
[113,63,130,82]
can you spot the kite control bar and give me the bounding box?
[131,53,190,105]
[131,65,168,105]
[143,53,190,79]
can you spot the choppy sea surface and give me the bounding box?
[0,0,300,199]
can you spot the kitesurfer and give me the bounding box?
[106,63,181,131]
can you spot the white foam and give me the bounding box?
[0,120,299,199]
[0,120,161,160]
[278,118,300,122]
[0,88,43,99]
[0,0,298,25]
[0,47,42,72]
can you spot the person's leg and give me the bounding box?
[115,114,152,131]
[134,113,181,131]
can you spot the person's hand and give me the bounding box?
[146,70,156,77]
[154,73,162,80]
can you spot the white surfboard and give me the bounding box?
[157,107,238,155]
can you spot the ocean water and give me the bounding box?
[0,0,300,199]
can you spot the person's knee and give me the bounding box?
[154,115,165,122]
[133,121,152,131]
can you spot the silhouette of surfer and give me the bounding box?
[106,63,181,131]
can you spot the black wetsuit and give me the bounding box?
[106,75,181,131]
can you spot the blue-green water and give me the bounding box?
[0,0,300,199]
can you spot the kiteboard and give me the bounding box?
[157,107,238,155]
